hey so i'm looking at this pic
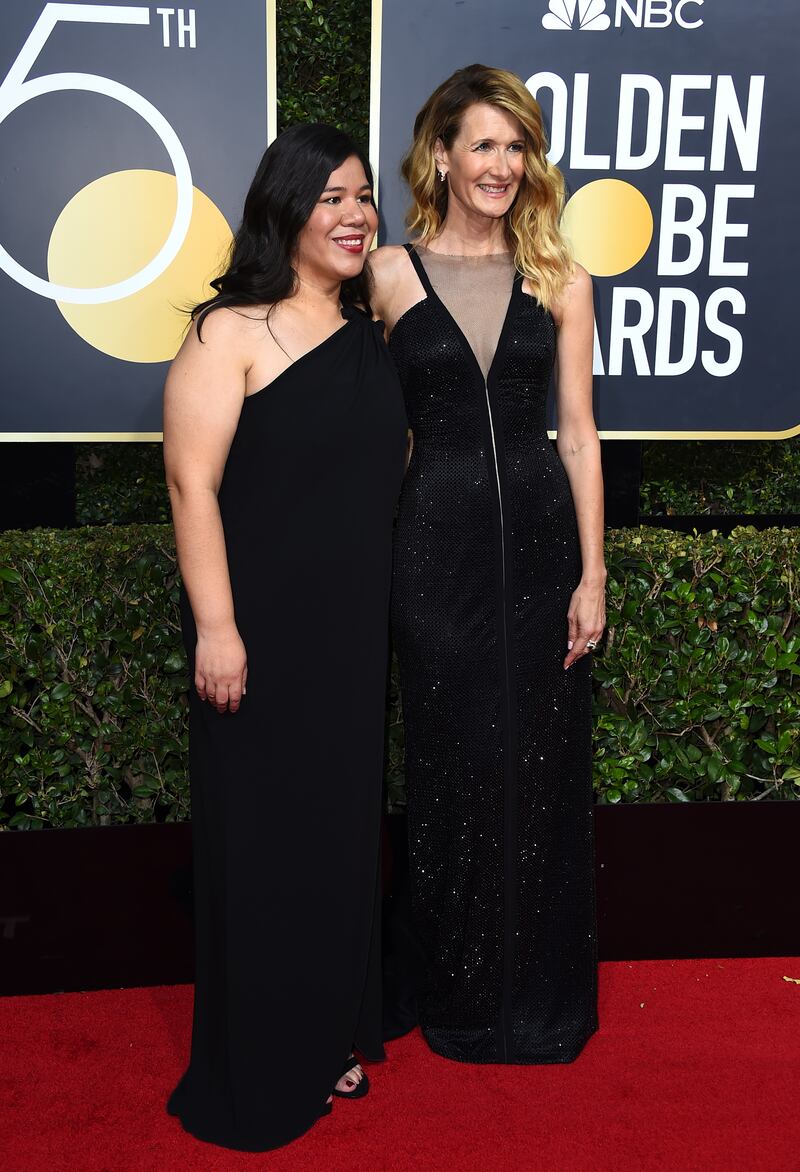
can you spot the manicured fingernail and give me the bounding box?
[567,641,574,650]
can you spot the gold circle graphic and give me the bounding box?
[48,169,233,363]
[561,179,653,278]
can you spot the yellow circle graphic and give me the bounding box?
[48,169,233,363]
[561,179,653,277]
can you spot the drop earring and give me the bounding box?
[437,169,446,183]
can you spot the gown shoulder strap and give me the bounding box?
[404,242,436,298]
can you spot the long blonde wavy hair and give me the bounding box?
[401,64,572,311]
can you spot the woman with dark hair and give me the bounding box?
[163,124,407,1151]
[370,66,605,1065]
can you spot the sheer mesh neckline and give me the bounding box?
[415,244,516,378]
[416,244,514,263]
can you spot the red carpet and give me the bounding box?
[1,958,799,1171]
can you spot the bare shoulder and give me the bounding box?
[370,243,409,269]
[368,245,413,321]
[566,261,593,297]
[192,304,267,349]
[369,244,410,283]
[552,262,593,328]
[166,306,266,412]
[171,305,267,374]
[561,262,593,308]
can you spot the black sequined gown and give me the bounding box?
[389,244,597,1064]
[168,309,407,1150]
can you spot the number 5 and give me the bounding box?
[0,3,193,304]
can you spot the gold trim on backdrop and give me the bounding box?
[369,0,383,207]
[4,424,800,442]
[0,433,164,442]
[596,425,800,439]
[561,425,800,440]
[266,0,277,144]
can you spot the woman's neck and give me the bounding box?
[429,208,508,257]
[291,272,343,319]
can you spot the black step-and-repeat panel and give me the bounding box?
[371,0,799,437]
[0,1,275,439]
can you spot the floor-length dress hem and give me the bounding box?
[166,1095,331,1154]
[421,1018,599,1066]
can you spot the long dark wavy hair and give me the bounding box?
[193,123,374,337]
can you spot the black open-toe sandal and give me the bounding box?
[332,1054,369,1100]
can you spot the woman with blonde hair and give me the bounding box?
[370,64,605,1065]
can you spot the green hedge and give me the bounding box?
[641,438,800,516]
[276,0,370,143]
[0,529,186,829]
[1,525,798,829]
[76,444,170,527]
[74,437,800,527]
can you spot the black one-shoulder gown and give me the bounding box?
[168,308,407,1151]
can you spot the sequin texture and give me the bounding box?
[389,245,598,1064]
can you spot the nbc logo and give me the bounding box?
[542,0,704,30]
[542,0,611,29]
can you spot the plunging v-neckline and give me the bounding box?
[404,244,522,386]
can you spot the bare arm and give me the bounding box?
[369,245,418,468]
[163,310,249,712]
[552,264,606,668]
[368,243,421,334]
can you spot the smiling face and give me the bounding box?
[435,102,527,224]
[294,154,378,286]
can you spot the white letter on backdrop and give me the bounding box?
[526,72,568,165]
[658,184,706,276]
[664,76,712,170]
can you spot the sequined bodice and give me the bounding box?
[388,250,556,443]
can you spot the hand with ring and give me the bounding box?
[564,578,606,670]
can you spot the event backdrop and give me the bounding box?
[371,0,800,437]
[0,0,275,439]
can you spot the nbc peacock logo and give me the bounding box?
[542,0,612,31]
